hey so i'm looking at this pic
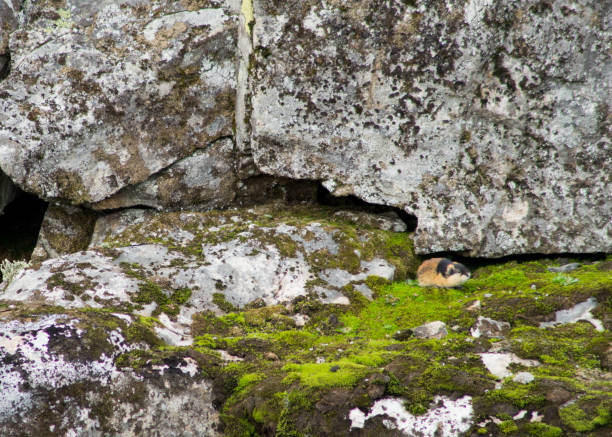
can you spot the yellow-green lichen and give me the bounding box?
[241,0,254,35]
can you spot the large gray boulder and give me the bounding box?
[248,0,612,257]
[3,205,417,343]
[0,311,220,436]
[0,0,240,205]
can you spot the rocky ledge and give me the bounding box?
[1,205,611,436]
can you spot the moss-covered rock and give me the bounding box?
[1,208,611,436]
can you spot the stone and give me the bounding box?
[470,316,511,339]
[512,371,535,384]
[0,0,239,205]
[264,352,279,361]
[3,205,417,340]
[0,312,220,436]
[0,170,16,215]
[546,387,572,404]
[392,329,413,341]
[30,203,98,262]
[479,353,540,379]
[92,138,237,211]
[412,321,447,339]
[248,0,612,257]
[540,297,604,332]
[547,263,581,273]
[349,396,473,436]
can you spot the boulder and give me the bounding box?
[248,0,612,257]
[3,205,417,341]
[0,0,239,205]
[0,310,220,436]
[31,203,98,262]
[91,138,237,211]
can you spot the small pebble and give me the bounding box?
[513,372,535,384]
[547,263,580,273]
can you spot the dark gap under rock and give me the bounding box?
[235,175,319,206]
[424,250,608,273]
[0,52,9,81]
[316,183,418,232]
[0,190,48,263]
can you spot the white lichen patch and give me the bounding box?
[540,297,603,332]
[479,353,540,379]
[2,251,141,307]
[0,315,125,421]
[320,258,395,287]
[349,396,473,436]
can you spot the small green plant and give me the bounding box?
[552,274,578,286]
[0,259,29,286]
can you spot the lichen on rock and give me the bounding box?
[249,0,612,257]
[0,0,240,205]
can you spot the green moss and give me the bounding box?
[341,281,473,339]
[511,324,608,372]
[499,420,519,434]
[283,360,374,388]
[213,292,239,313]
[236,372,266,394]
[481,381,546,409]
[524,423,563,437]
[559,398,611,432]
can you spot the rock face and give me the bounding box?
[0,0,239,204]
[3,205,417,342]
[31,203,98,262]
[0,0,610,256]
[0,170,16,214]
[0,311,220,436]
[249,0,612,257]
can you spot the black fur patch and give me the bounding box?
[453,262,470,276]
[436,258,452,276]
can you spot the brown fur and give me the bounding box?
[417,258,470,288]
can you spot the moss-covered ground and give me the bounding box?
[104,255,612,436]
[2,205,611,435]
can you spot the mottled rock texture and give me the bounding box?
[91,137,237,211]
[0,0,239,204]
[0,311,220,436]
[249,0,612,257]
[1,0,610,257]
[31,203,97,262]
[0,170,16,214]
[3,205,417,342]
